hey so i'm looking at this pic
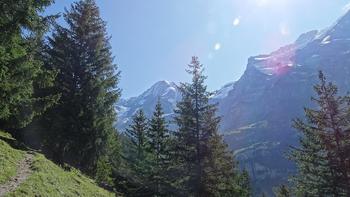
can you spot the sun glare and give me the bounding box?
[233,17,240,26]
[214,43,221,51]
[256,0,269,7]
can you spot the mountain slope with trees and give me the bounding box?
[116,10,350,195]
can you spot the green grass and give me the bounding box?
[0,131,15,140]
[0,131,114,197]
[0,131,25,184]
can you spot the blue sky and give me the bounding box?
[46,0,350,98]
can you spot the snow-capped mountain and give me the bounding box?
[116,80,181,130]
[116,10,350,195]
[211,82,236,100]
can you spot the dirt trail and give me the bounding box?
[0,153,34,196]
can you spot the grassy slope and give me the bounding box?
[0,132,25,184]
[0,131,114,197]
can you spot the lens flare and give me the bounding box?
[214,43,221,50]
[233,17,240,26]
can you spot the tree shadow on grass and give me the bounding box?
[0,135,32,152]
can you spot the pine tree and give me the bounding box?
[235,169,251,197]
[96,155,113,187]
[173,56,248,196]
[97,131,121,188]
[147,99,173,195]
[0,0,58,131]
[39,0,121,179]
[125,110,149,160]
[122,109,153,196]
[289,71,350,196]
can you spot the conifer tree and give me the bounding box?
[122,109,153,196]
[236,169,251,197]
[147,100,172,195]
[174,56,249,196]
[0,0,58,131]
[126,110,149,160]
[290,71,350,196]
[39,0,121,179]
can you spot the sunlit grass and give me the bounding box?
[0,131,114,197]
[0,131,25,184]
[6,154,114,197]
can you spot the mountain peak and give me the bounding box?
[212,82,236,100]
[154,80,171,86]
[294,30,318,48]
[116,80,181,129]
[143,80,178,98]
[315,9,350,42]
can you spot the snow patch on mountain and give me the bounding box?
[249,30,320,76]
[212,82,236,99]
[116,80,181,130]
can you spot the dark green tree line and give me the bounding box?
[120,104,175,196]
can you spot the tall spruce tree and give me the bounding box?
[290,71,350,196]
[125,110,149,160]
[147,100,173,196]
[0,0,58,132]
[40,0,121,179]
[122,109,153,196]
[174,56,248,196]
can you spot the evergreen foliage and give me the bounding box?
[95,155,113,187]
[0,0,58,130]
[236,169,251,197]
[290,71,350,196]
[122,109,153,196]
[146,99,173,196]
[173,56,249,196]
[125,110,149,160]
[275,185,291,197]
[35,0,121,181]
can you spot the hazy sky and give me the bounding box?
[46,0,350,98]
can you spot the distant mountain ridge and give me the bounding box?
[116,80,235,130]
[116,80,181,130]
[116,10,350,195]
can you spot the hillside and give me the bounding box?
[0,131,114,197]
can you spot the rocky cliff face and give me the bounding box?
[217,10,350,194]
